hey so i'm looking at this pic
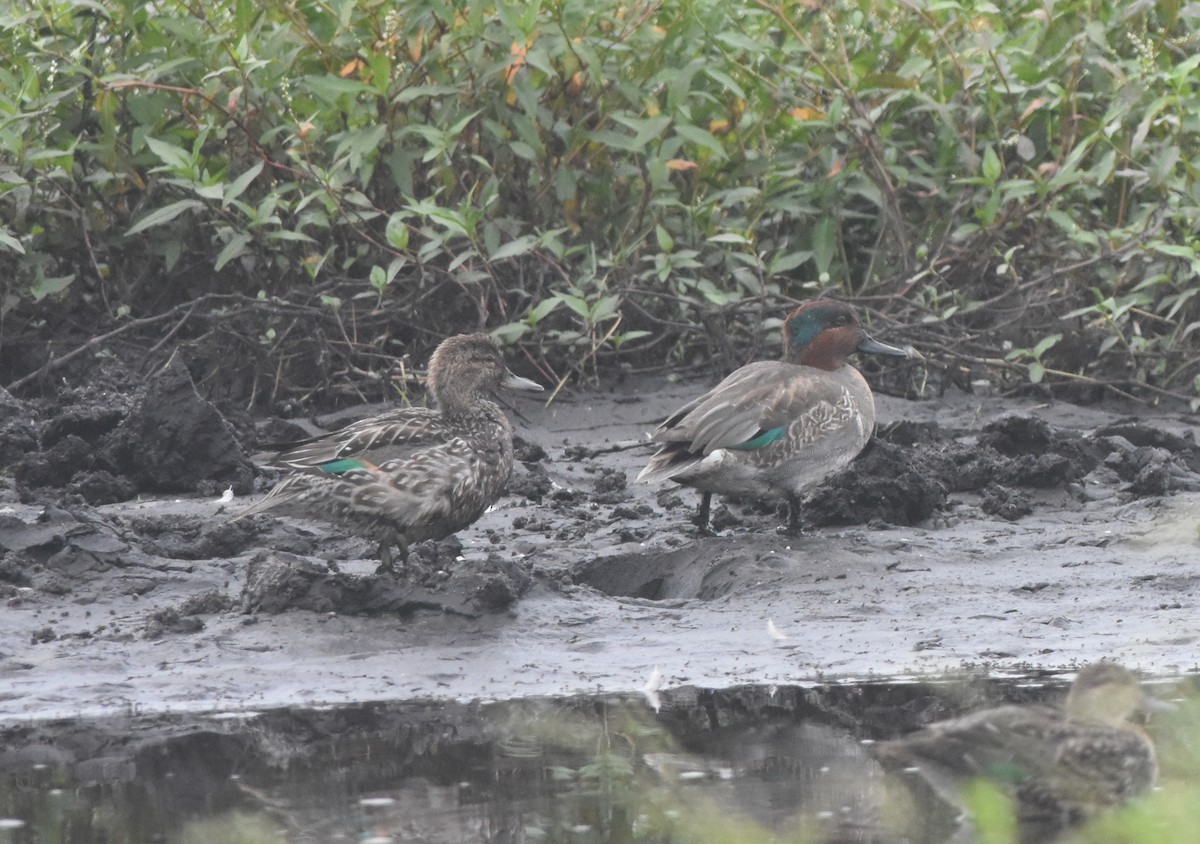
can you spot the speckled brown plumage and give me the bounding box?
[239,333,542,571]
[875,662,1158,826]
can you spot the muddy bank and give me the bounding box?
[1,368,1200,720]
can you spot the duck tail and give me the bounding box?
[636,445,701,484]
[231,475,308,521]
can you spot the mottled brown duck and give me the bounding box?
[239,333,542,571]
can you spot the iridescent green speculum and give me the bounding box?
[319,458,367,475]
[729,427,786,451]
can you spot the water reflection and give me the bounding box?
[0,675,1196,844]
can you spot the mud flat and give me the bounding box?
[2,371,1199,721]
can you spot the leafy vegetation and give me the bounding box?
[3,0,1200,407]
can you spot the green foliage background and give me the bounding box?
[3,0,1200,406]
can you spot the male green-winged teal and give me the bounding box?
[239,333,542,571]
[875,662,1158,827]
[636,300,908,534]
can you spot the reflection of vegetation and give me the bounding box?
[172,812,286,844]
[2,681,1199,844]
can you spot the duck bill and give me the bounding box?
[857,333,909,358]
[502,370,544,392]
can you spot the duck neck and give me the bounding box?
[435,386,490,418]
[789,347,845,372]
[786,329,852,372]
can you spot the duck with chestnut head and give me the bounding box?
[637,300,908,534]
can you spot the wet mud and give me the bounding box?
[1,363,1200,720]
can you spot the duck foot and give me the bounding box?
[373,539,409,577]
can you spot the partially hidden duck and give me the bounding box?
[239,333,542,571]
[874,662,1159,827]
[637,299,908,534]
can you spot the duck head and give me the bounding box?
[428,333,543,412]
[782,300,909,371]
[1065,662,1149,727]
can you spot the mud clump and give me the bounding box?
[980,485,1034,521]
[11,359,254,505]
[808,439,946,528]
[102,357,254,497]
[241,549,533,617]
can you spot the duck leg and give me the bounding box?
[692,491,715,536]
[784,494,804,536]
[374,534,409,576]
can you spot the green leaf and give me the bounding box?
[223,161,264,206]
[980,146,1001,184]
[144,136,193,171]
[0,227,25,254]
[385,214,410,251]
[555,166,577,202]
[527,297,561,324]
[214,232,251,271]
[1032,333,1061,358]
[707,233,751,245]
[811,218,836,276]
[489,235,536,261]
[31,273,75,301]
[674,123,727,159]
[126,199,204,236]
[1152,243,1196,260]
[392,84,458,105]
[768,250,813,275]
[555,293,591,319]
[369,265,387,291]
[704,67,746,99]
[302,74,374,105]
[655,224,674,253]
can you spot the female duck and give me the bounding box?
[874,662,1159,826]
[240,333,542,571]
[637,300,908,533]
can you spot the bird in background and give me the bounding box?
[637,299,908,534]
[874,661,1160,828]
[238,333,542,572]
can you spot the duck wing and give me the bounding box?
[269,407,448,470]
[882,705,1064,777]
[638,361,861,483]
[339,436,484,530]
[239,434,482,532]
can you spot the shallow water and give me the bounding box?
[5,674,1194,844]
